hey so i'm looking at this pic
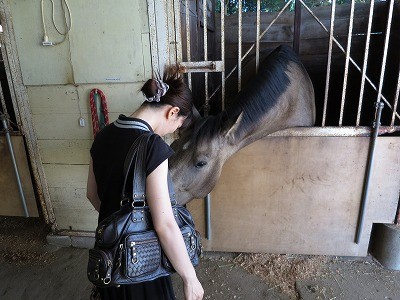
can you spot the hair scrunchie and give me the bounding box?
[145,80,169,102]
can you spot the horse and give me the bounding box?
[169,45,316,204]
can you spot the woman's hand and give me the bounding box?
[183,276,204,300]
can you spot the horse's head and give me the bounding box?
[169,45,315,205]
[169,113,243,204]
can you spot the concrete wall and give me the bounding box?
[8,0,151,231]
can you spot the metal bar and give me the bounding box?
[376,0,394,104]
[185,0,192,89]
[298,0,400,122]
[179,60,224,73]
[293,0,301,54]
[256,0,261,72]
[203,0,211,241]
[225,0,292,81]
[322,0,336,127]
[391,63,400,127]
[203,0,209,115]
[209,1,292,101]
[1,114,29,217]
[357,0,375,126]
[205,193,211,239]
[355,102,384,244]
[339,0,355,127]
[238,0,242,92]
[221,0,226,110]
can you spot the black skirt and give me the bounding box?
[98,276,176,300]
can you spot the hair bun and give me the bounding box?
[144,80,169,102]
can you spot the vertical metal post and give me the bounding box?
[355,102,384,244]
[376,0,395,105]
[203,0,211,240]
[339,0,355,126]
[1,114,29,217]
[293,0,301,55]
[203,0,209,115]
[256,0,261,72]
[221,0,226,110]
[322,0,336,127]
[391,64,400,128]
[238,0,242,92]
[185,0,192,89]
[357,0,375,126]
[205,194,211,240]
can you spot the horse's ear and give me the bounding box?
[224,111,244,144]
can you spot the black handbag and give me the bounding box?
[87,133,202,287]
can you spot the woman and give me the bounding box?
[86,67,204,300]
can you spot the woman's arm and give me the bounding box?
[146,160,203,300]
[87,158,101,212]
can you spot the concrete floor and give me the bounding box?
[0,217,399,300]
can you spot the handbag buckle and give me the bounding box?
[120,199,131,207]
[132,200,146,207]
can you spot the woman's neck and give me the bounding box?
[130,106,165,136]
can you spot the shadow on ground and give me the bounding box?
[0,217,399,300]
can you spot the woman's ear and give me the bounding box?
[168,106,180,118]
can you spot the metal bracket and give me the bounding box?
[179,61,224,73]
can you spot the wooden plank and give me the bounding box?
[188,136,400,256]
[38,140,92,164]
[27,83,145,115]
[49,187,93,210]
[0,136,38,217]
[43,164,88,189]
[31,112,122,140]
[49,187,97,231]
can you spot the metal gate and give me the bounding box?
[149,0,400,135]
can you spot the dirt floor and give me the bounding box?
[0,216,399,300]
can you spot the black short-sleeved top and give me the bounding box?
[90,115,174,223]
[90,115,176,300]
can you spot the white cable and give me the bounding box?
[51,0,71,36]
[41,0,72,46]
[41,0,49,42]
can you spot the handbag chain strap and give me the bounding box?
[121,133,176,207]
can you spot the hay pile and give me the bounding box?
[0,216,55,265]
[233,253,329,299]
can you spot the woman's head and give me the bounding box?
[141,66,193,120]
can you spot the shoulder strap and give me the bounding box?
[121,133,176,207]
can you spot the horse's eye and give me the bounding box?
[195,161,207,168]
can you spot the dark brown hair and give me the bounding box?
[141,66,193,118]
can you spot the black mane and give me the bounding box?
[224,45,301,138]
[190,45,303,147]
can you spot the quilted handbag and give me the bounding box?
[87,133,202,287]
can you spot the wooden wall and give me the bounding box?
[0,136,38,217]
[188,136,400,256]
[8,0,152,231]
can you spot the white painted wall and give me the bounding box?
[9,0,152,231]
